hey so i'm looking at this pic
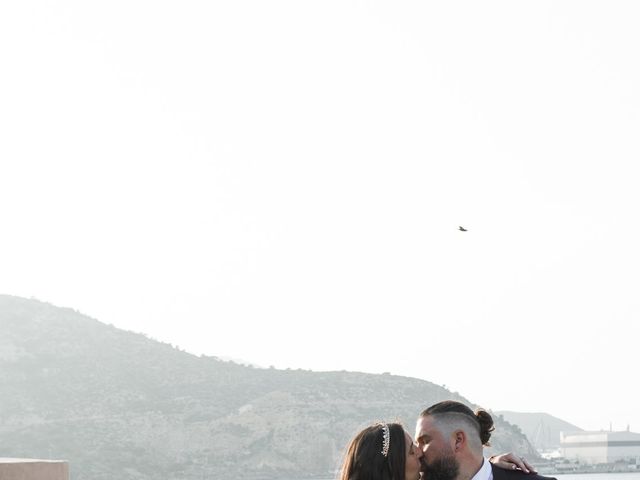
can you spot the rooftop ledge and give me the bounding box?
[0,458,67,463]
[0,458,68,480]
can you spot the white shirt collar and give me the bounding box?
[471,458,493,480]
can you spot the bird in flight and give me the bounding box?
[458,226,468,232]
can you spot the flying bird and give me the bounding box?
[458,226,467,232]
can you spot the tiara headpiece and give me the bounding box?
[380,423,390,457]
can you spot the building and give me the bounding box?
[561,430,640,464]
[0,458,69,480]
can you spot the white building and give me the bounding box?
[561,430,640,464]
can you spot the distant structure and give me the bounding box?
[561,429,640,464]
[0,459,68,480]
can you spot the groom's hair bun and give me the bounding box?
[474,408,495,446]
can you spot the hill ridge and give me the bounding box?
[0,294,537,480]
[496,410,584,451]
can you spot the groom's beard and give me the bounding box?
[421,454,460,480]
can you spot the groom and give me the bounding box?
[415,400,555,480]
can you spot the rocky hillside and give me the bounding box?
[0,295,537,480]
[496,411,583,451]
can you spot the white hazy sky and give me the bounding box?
[2,1,639,433]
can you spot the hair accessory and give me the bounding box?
[380,423,390,457]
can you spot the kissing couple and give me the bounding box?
[338,400,556,480]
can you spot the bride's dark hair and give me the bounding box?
[339,423,406,480]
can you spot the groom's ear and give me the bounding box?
[453,430,466,452]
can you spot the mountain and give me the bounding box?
[495,411,584,451]
[0,295,538,480]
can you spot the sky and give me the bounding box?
[1,1,639,434]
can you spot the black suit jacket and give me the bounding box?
[491,464,556,480]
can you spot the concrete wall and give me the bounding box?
[562,432,608,463]
[608,432,640,462]
[561,431,640,464]
[0,458,68,480]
